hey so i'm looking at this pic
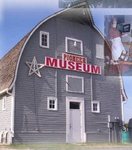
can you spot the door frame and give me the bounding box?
[66,97,86,143]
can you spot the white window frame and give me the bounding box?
[2,96,6,111]
[91,101,100,113]
[96,44,104,59]
[47,97,57,111]
[40,31,49,48]
[65,37,83,55]
[66,75,84,93]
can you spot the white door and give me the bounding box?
[66,97,85,143]
[69,109,81,143]
[69,102,81,143]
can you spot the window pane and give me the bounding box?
[93,103,97,111]
[42,35,44,38]
[70,102,80,109]
[42,41,44,45]
[45,42,47,46]
[42,34,47,46]
[49,100,55,108]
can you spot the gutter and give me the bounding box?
[0,88,8,95]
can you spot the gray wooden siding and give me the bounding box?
[14,17,122,143]
[0,94,12,131]
[13,133,66,143]
[86,133,109,143]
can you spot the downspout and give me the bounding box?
[6,86,15,141]
[91,74,93,102]
[121,94,127,123]
[89,21,94,139]
[119,75,128,123]
[108,115,111,143]
[55,17,57,98]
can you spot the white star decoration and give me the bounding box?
[26,56,45,77]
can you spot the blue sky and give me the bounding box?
[0,0,132,123]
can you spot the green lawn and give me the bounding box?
[0,143,132,150]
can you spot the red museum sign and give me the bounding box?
[45,56,101,75]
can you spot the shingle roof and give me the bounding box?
[0,34,29,92]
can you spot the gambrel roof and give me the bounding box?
[0,2,91,92]
[0,2,128,100]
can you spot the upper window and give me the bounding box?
[47,97,57,111]
[96,44,104,59]
[65,37,83,55]
[91,101,100,113]
[66,75,84,93]
[2,96,6,111]
[40,31,49,48]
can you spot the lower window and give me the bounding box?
[91,101,100,113]
[47,97,57,110]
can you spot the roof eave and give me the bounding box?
[0,88,8,95]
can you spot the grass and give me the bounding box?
[1,143,132,150]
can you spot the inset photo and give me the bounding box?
[104,15,132,76]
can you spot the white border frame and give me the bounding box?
[47,97,57,111]
[66,97,86,143]
[91,101,100,113]
[40,31,49,48]
[65,37,83,55]
[66,75,84,93]
[2,96,6,111]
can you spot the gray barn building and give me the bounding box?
[0,2,127,144]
